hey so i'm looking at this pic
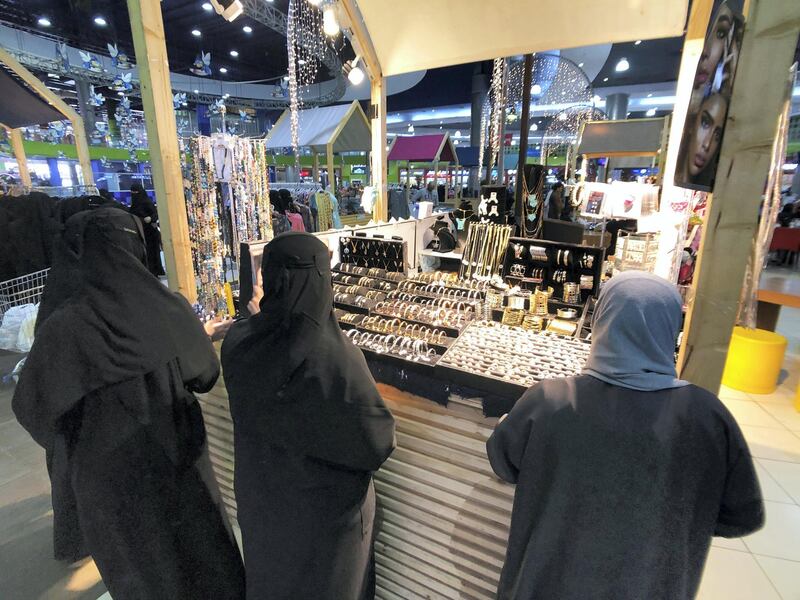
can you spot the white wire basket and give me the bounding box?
[0,269,50,319]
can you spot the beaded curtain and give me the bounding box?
[231,137,273,255]
[188,135,227,314]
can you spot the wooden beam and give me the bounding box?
[4,127,31,187]
[326,143,335,190]
[678,0,800,393]
[0,47,94,187]
[127,0,196,302]
[371,76,388,221]
[312,153,319,186]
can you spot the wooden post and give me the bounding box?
[5,127,31,187]
[370,76,388,221]
[0,48,94,187]
[678,0,800,392]
[127,0,196,302]
[312,153,319,186]
[516,53,534,226]
[326,143,335,190]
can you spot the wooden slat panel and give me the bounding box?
[197,383,512,599]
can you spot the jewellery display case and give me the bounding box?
[338,235,406,272]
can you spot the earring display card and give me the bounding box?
[339,236,406,272]
[501,237,604,304]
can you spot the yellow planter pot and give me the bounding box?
[722,327,788,395]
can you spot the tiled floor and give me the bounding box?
[0,274,798,599]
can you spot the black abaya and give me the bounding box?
[129,184,165,277]
[221,232,396,600]
[13,208,245,598]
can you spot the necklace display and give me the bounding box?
[459,223,513,279]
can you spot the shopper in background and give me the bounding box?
[221,232,396,600]
[128,183,165,277]
[487,271,763,600]
[13,208,245,599]
[412,180,438,205]
[546,181,565,220]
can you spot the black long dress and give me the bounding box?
[129,184,165,277]
[221,232,396,600]
[13,208,245,599]
[487,375,764,600]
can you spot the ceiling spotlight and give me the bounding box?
[230,50,239,57]
[647,93,653,97]
[192,29,202,36]
[242,25,252,33]
[223,93,230,98]
[634,40,642,45]
[407,124,414,133]
[322,7,340,36]
[219,67,228,73]
[455,130,462,137]
[603,77,609,82]
[578,62,584,68]
[193,89,199,94]
[202,2,213,11]
[94,16,107,26]
[646,108,657,117]
[530,124,537,131]
[209,0,243,21]
[531,83,542,95]
[592,94,601,103]
[347,56,365,85]
[454,140,459,145]
[37,17,51,27]
[615,57,630,72]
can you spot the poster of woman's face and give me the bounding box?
[675,0,744,192]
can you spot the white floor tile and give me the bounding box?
[759,459,800,505]
[711,536,748,552]
[742,502,800,562]
[741,426,800,463]
[759,403,800,432]
[755,460,795,504]
[696,547,781,600]
[755,385,799,406]
[719,385,754,402]
[723,399,785,428]
[754,555,800,600]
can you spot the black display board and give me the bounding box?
[338,235,406,272]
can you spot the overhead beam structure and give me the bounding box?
[0,47,94,187]
[127,0,196,302]
[679,0,800,392]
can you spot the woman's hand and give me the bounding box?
[204,317,234,341]
[247,286,264,316]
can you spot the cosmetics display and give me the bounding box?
[339,236,406,272]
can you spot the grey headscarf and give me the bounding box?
[583,271,689,391]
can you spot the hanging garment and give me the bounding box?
[13,208,245,597]
[388,189,411,220]
[295,202,314,233]
[315,190,334,231]
[285,211,306,232]
[221,233,395,600]
[129,184,165,277]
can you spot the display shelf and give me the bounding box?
[337,321,454,352]
[369,309,467,338]
[418,248,464,261]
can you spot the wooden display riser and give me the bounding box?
[196,376,512,600]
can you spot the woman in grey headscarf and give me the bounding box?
[487,271,763,600]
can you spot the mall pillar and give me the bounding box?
[605,93,629,121]
[127,0,196,302]
[679,0,800,393]
[46,158,62,187]
[75,80,96,142]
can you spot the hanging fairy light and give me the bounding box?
[488,57,506,171]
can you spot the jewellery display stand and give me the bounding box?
[501,237,605,305]
[338,235,406,272]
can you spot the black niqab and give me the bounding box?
[13,208,215,451]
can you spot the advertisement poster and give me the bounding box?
[674,0,745,192]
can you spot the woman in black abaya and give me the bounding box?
[13,208,245,600]
[129,183,165,276]
[221,232,396,600]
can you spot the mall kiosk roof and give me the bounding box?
[387,133,458,163]
[577,118,669,158]
[265,100,371,154]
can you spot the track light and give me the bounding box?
[347,57,365,85]
[209,0,243,22]
[322,7,339,36]
[615,57,630,72]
